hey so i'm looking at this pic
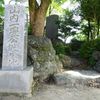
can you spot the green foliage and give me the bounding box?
[70,38,84,51]
[56,10,79,41]
[74,33,87,41]
[80,37,100,66]
[65,45,72,55]
[47,0,67,15]
[53,42,66,55]
[88,57,96,67]
[76,0,100,40]
[53,42,71,55]
[54,0,67,4]
[28,25,32,35]
[0,0,4,16]
[94,37,100,51]
[80,41,95,59]
[0,0,4,25]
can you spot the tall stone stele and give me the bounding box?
[0,3,33,95]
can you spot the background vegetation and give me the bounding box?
[0,0,100,69]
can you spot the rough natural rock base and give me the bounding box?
[28,36,63,81]
[0,67,33,96]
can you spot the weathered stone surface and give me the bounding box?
[0,67,33,95]
[28,36,63,80]
[59,54,71,68]
[54,70,100,87]
[94,61,100,73]
[92,51,100,61]
[46,15,59,41]
[2,4,27,70]
[59,54,85,69]
[0,4,33,96]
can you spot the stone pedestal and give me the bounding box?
[0,67,33,95]
[0,4,33,95]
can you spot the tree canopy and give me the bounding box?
[0,0,4,25]
[0,0,100,39]
[76,0,100,40]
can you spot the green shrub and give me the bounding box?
[53,42,71,55]
[65,45,72,55]
[88,57,96,67]
[53,42,66,55]
[71,39,84,51]
[80,41,95,59]
[95,37,100,51]
[80,37,100,66]
[28,25,32,35]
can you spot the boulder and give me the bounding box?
[28,35,63,81]
[92,51,100,61]
[59,54,85,69]
[94,61,100,73]
[71,51,80,58]
[92,51,100,72]
[59,54,71,68]
[71,58,82,68]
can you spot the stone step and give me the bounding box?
[54,70,100,88]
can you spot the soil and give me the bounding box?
[1,84,100,100]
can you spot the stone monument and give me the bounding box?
[46,15,59,40]
[0,2,33,95]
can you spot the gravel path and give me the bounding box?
[0,84,100,100]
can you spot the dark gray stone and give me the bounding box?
[59,54,85,69]
[92,51,100,61]
[46,15,59,40]
[94,61,100,73]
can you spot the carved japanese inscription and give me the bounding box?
[2,4,27,70]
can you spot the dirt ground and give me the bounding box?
[0,84,100,100]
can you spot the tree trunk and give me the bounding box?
[29,0,36,29]
[87,30,90,41]
[87,19,91,40]
[97,19,100,37]
[87,19,93,40]
[29,0,51,36]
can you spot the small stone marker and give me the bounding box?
[0,3,33,95]
[2,4,27,70]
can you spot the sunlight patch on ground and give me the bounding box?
[64,70,100,79]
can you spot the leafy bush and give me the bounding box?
[56,10,79,39]
[28,25,32,35]
[94,37,100,51]
[53,42,71,55]
[80,37,100,66]
[70,39,84,51]
[88,57,96,67]
[65,45,72,55]
[53,42,66,55]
